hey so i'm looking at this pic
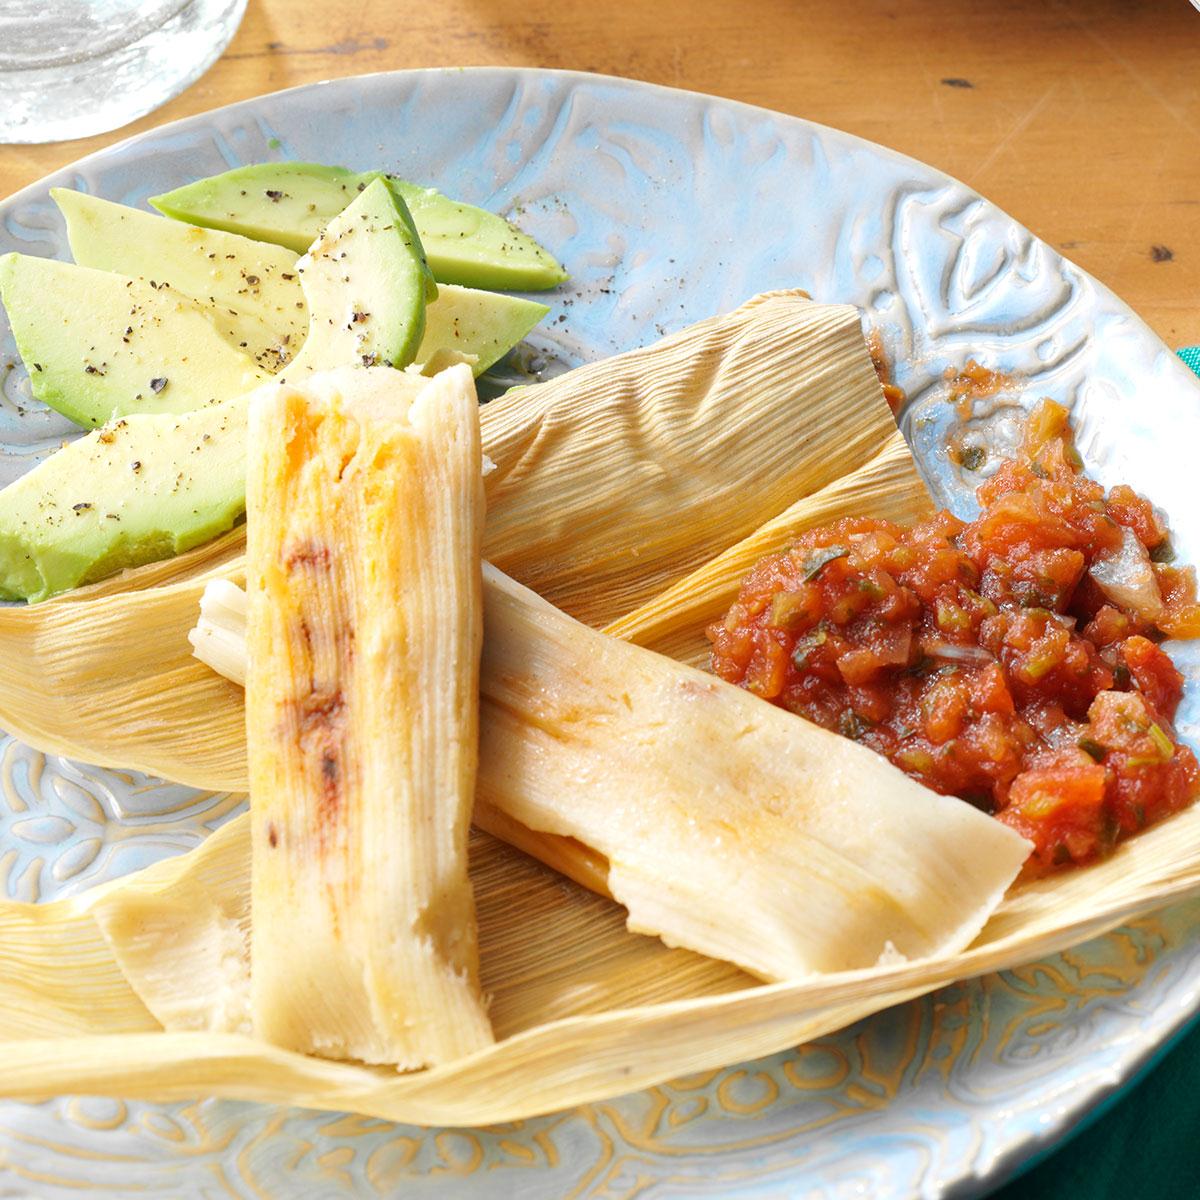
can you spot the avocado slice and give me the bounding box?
[0,180,429,602]
[0,397,252,602]
[283,176,432,376]
[0,256,269,427]
[55,188,304,372]
[149,162,568,292]
[54,188,548,380]
[420,285,547,376]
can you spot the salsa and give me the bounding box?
[709,396,1200,873]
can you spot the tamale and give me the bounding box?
[192,565,1029,980]
[474,567,1028,975]
[0,292,901,789]
[244,364,492,1067]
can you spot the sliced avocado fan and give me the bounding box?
[150,162,568,292]
[6,189,547,429]
[0,179,429,603]
[63,187,548,379]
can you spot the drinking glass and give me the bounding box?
[0,0,248,145]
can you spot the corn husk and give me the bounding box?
[605,429,933,664]
[244,366,492,1067]
[0,817,743,1044]
[0,292,890,788]
[2,290,1199,1123]
[2,796,1198,1124]
[477,293,895,625]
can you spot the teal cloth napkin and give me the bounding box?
[989,344,1200,1199]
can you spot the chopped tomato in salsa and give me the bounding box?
[709,397,1200,874]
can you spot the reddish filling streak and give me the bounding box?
[709,399,1200,873]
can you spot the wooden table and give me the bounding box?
[2,0,1197,346]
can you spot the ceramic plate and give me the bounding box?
[1,68,1198,1199]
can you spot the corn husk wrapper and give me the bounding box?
[0,292,889,789]
[2,797,1198,1124]
[2,291,1199,1122]
[605,428,933,664]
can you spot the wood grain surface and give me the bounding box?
[1,0,1197,345]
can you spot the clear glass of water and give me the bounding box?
[0,0,248,145]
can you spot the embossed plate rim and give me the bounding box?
[2,66,1199,1199]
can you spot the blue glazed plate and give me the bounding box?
[1,68,1198,1199]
